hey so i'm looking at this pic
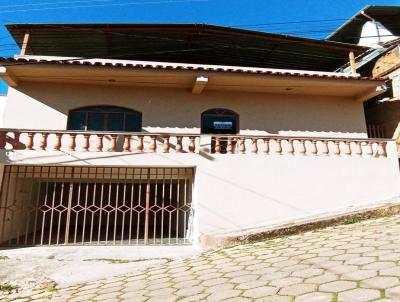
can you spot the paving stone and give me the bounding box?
[281,264,310,272]
[272,259,300,267]
[174,285,205,297]
[205,289,242,301]
[242,286,279,298]
[119,292,148,301]
[230,274,259,283]
[338,288,381,302]
[295,292,333,302]
[306,273,339,284]
[296,253,318,260]
[319,280,357,292]
[279,283,316,296]
[362,261,396,270]
[386,285,400,300]
[317,260,343,269]
[380,267,400,277]
[235,280,269,290]
[360,276,400,289]
[68,293,98,302]
[341,269,377,281]
[379,253,400,261]
[95,291,121,300]
[270,277,303,287]
[292,268,324,278]
[345,256,375,265]
[178,293,208,302]
[223,298,254,302]
[196,272,222,280]
[146,281,173,291]
[329,264,358,274]
[254,295,292,302]
[147,296,177,302]
[258,271,290,281]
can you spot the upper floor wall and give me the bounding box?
[3,81,368,138]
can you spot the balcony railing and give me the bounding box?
[0,129,389,158]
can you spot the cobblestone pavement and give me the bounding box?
[3,215,400,301]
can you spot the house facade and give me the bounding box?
[0,24,399,248]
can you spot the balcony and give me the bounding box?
[0,129,390,158]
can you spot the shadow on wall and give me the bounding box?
[13,82,367,135]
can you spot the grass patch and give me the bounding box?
[84,258,131,264]
[46,286,58,293]
[0,283,19,294]
[342,216,368,225]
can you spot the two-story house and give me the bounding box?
[0,24,399,247]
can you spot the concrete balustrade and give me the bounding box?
[0,129,390,158]
[0,130,200,154]
[210,136,388,157]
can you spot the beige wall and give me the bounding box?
[3,81,368,137]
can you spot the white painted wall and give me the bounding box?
[0,95,7,127]
[3,140,400,242]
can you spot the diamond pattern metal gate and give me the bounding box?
[0,166,193,246]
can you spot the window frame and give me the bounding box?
[67,105,142,132]
[200,108,239,134]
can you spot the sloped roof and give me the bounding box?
[0,56,383,81]
[327,6,400,44]
[6,23,367,72]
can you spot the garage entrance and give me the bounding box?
[0,166,194,246]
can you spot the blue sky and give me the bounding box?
[0,0,399,93]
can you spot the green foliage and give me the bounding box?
[342,217,366,225]
[0,283,19,294]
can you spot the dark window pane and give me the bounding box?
[68,106,142,132]
[202,115,237,134]
[87,112,105,131]
[125,113,142,132]
[68,111,87,130]
[108,113,125,131]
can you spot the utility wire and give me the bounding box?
[0,0,209,13]
[0,0,117,9]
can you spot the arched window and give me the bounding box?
[68,106,142,132]
[201,108,239,134]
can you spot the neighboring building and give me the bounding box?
[0,24,399,248]
[0,95,6,127]
[328,6,400,153]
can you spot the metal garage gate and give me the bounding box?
[0,166,194,246]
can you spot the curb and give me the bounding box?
[200,199,400,249]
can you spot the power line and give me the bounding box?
[0,0,209,14]
[0,0,116,9]
[232,18,348,28]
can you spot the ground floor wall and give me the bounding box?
[0,139,398,246]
